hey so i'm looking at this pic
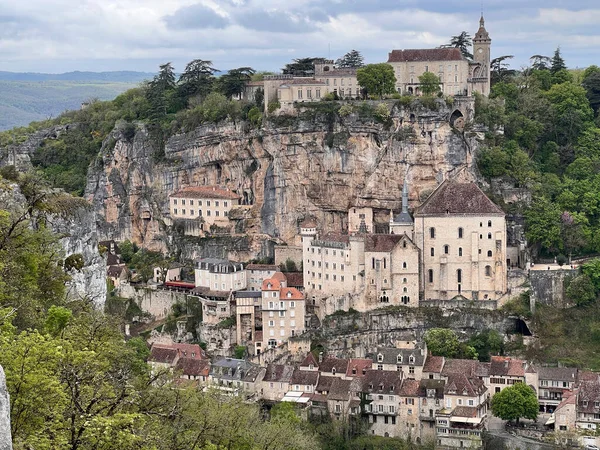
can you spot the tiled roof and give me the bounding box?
[280,287,304,300]
[318,233,350,244]
[452,406,478,418]
[579,371,599,383]
[242,365,265,383]
[107,253,122,266]
[149,346,178,364]
[555,389,577,412]
[418,379,445,399]
[171,343,206,359]
[280,78,327,86]
[415,180,504,216]
[361,370,402,395]
[300,352,319,368]
[170,186,240,200]
[442,358,484,378]
[423,355,445,374]
[489,356,526,377]
[578,381,600,413]
[374,347,426,367]
[387,48,466,63]
[364,234,403,253]
[538,367,578,382]
[444,373,487,397]
[246,264,278,271]
[346,359,373,378]
[399,379,421,397]
[175,358,210,377]
[316,375,336,393]
[263,364,295,383]
[329,378,354,401]
[107,265,127,278]
[262,278,282,291]
[300,217,317,228]
[319,357,349,375]
[291,368,319,386]
[283,272,304,287]
[191,287,231,298]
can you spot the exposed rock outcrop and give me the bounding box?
[0,365,12,450]
[85,101,479,257]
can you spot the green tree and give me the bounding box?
[490,55,516,84]
[335,50,365,68]
[424,328,460,358]
[582,69,600,116]
[545,82,594,147]
[178,59,217,102]
[356,64,396,99]
[550,47,567,74]
[490,382,538,423]
[566,274,597,306]
[282,57,327,76]
[446,32,473,59]
[529,54,551,71]
[468,330,504,362]
[477,146,509,179]
[418,72,441,96]
[581,259,600,293]
[525,197,562,254]
[218,67,256,99]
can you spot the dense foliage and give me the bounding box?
[356,64,397,99]
[490,383,538,423]
[476,54,600,258]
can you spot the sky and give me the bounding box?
[1,0,599,74]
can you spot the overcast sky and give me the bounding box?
[1,0,599,74]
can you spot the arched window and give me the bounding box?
[403,262,407,269]
[430,228,436,239]
[403,287,408,293]
[487,250,492,257]
[428,269,434,283]
[485,265,492,276]
[458,227,463,238]
[430,248,435,257]
[488,233,492,239]
[403,241,407,248]
[480,222,483,227]
[488,220,492,227]
[457,269,462,283]
[403,278,407,283]
[444,245,449,254]
[458,247,463,256]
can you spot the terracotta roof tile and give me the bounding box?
[170,186,240,200]
[280,287,303,300]
[387,48,466,63]
[149,346,178,364]
[346,359,373,378]
[319,357,349,375]
[423,355,445,374]
[415,181,504,216]
[262,278,282,291]
[316,375,336,393]
[489,356,526,377]
[263,364,295,383]
[452,406,478,418]
[365,234,403,253]
[283,272,304,288]
[399,379,421,397]
[444,373,486,397]
[328,378,354,401]
[175,358,210,377]
[300,353,319,369]
[291,368,319,386]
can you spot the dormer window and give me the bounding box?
[362,368,367,375]
[379,384,384,391]
[377,354,383,363]
[287,291,292,298]
[267,283,272,289]
[332,368,336,375]
[409,355,415,364]
[397,355,403,364]
[584,401,588,407]
[352,368,357,375]
[390,386,394,392]
[309,364,314,370]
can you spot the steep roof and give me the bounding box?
[444,373,487,397]
[170,343,205,359]
[283,272,304,288]
[316,375,336,393]
[263,364,295,383]
[328,378,354,401]
[175,358,210,377]
[364,234,403,253]
[280,287,304,300]
[415,180,504,216]
[578,381,600,413]
[149,346,178,364]
[262,278,282,291]
[320,357,349,375]
[374,347,426,367]
[489,356,526,377]
[418,379,445,399]
[361,370,402,395]
[388,48,466,63]
[170,186,240,200]
[291,368,319,386]
[452,406,478,418]
[346,359,373,378]
[246,264,278,271]
[423,355,445,374]
[300,352,319,369]
[442,358,488,378]
[299,217,317,228]
[399,379,421,397]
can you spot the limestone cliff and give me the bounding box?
[0,366,12,450]
[85,100,478,257]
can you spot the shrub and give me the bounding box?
[247,106,262,127]
[396,95,413,108]
[322,93,336,101]
[373,103,391,124]
[64,253,85,271]
[267,100,281,114]
[338,104,354,117]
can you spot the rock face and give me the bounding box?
[0,365,12,450]
[0,125,68,171]
[50,206,107,307]
[86,100,478,256]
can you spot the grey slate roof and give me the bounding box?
[374,346,426,367]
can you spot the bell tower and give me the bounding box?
[472,15,491,96]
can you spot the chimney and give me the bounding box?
[504,360,509,368]
[319,352,323,363]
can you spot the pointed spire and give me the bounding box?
[402,179,409,214]
[479,14,485,28]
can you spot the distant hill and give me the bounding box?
[0,71,154,131]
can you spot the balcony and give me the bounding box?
[420,414,436,422]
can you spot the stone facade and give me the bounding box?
[194,258,246,291]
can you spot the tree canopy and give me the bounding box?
[446,32,473,59]
[418,72,441,96]
[490,383,538,423]
[336,50,364,68]
[356,64,396,99]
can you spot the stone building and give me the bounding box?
[387,16,491,97]
[414,180,507,304]
[362,370,404,437]
[169,186,240,236]
[246,263,278,292]
[313,60,361,99]
[538,366,578,413]
[260,272,305,350]
[194,258,246,292]
[372,344,426,379]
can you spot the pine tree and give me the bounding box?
[551,47,567,74]
[335,50,364,68]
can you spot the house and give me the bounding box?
[194,258,246,291]
[174,357,210,383]
[362,370,403,437]
[261,273,305,350]
[299,352,320,371]
[147,342,205,375]
[552,389,578,431]
[486,356,528,394]
[290,368,319,394]
[576,379,600,430]
[234,290,262,350]
[538,367,578,413]
[319,357,349,378]
[209,358,258,394]
[313,60,361,99]
[414,180,507,304]
[372,345,426,379]
[387,16,491,97]
[242,365,266,397]
[418,379,446,441]
[246,264,278,292]
[261,364,295,401]
[153,262,183,284]
[192,287,234,325]
[277,78,327,110]
[398,379,421,439]
[169,186,240,235]
[422,355,445,380]
[345,359,373,379]
[327,378,362,420]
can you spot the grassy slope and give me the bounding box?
[0,80,143,130]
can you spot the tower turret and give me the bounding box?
[390,179,414,237]
[471,14,491,96]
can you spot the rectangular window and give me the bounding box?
[307,89,312,98]
[439,65,443,72]
[269,320,274,327]
[207,210,210,216]
[190,210,194,216]
[298,89,302,99]
[425,65,429,72]
[190,200,194,206]
[215,211,219,217]
[174,208,178,214]
[224,201,228,207]
[333,79,337,86]
[182,199,186,206]
[207,201,210,206]
[279,311,285,317]
[199,200,202,206]
[173,199,177,205]
[182,209,186,215]
[316,89,321,98]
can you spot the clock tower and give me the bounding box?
[471,15,491,96]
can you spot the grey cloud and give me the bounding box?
[234,9,321,34]
[164,3,229,30]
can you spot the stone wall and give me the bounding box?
[530,269,577,310]
[274,245,303,268]
[0,366,12,450]
[198,323,235,358]
[118,284,187,320]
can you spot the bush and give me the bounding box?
[64,253,85,271]
[267,100,281,114]
[556,254,568,266]
[247,106,262,127]
[373,103,391,124]
[338,104,354,117]
[322,93,336,101]
[396,95,413,108]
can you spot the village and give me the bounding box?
[97,15,599,450]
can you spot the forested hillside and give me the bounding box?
[0,71,152,131]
